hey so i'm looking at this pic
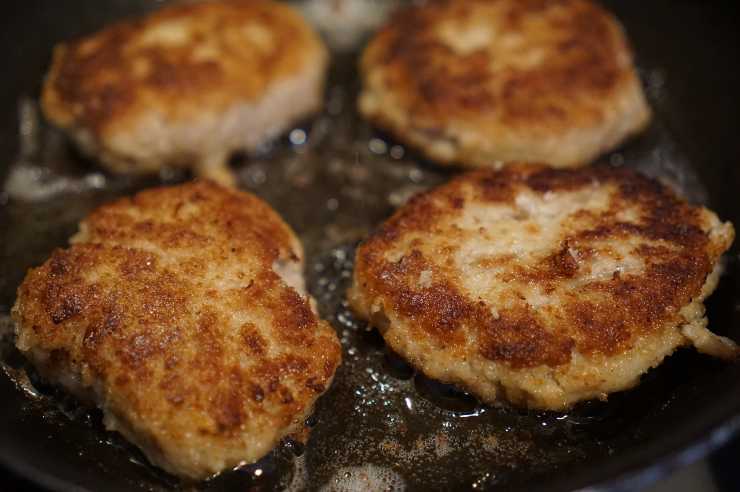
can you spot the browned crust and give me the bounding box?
[352,165,733,369]
[41,0,326,137]
[363,0,636,129]
[12,181,341,477]
[359,0,651,169]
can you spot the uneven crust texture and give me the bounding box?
[12,181,341,479]
[349,165,735,410]
[42,0,328,185]
[360,0,651,168]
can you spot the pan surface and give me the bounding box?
[1,1,739,491]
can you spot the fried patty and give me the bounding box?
[359,0,651,169]
[42,0,328,186]
[12,181,341,479]
[349,165,736,410]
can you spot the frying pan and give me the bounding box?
[1,1,740,491]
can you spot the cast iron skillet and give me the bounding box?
[1,1,739,491]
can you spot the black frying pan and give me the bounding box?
[1,1,740,491]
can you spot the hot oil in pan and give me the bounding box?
[0,4,726,491]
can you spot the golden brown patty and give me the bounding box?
[12,181,341,479]
[42,0,328,185]
[359,0,651,169]
[349,165,736,410]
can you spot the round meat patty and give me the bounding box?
[359,0,651,169]
[12,181,341,479]
[41,0,328,186]
[349,164,736,410]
